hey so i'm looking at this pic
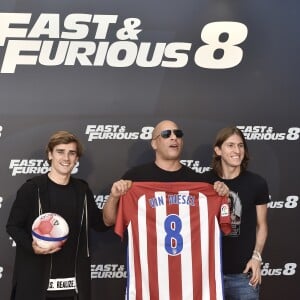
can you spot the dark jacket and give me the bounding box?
[6,174,108,300]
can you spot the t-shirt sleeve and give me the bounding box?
[255,176,270,205]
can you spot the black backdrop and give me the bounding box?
[0,0,299,299]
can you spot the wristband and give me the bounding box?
[252,254,262,262]
[253,250,262,261]
[252,250,263,264]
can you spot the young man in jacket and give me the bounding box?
[6,130,108,300]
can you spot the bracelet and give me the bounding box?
[252,254,262,262]
[252,250,263,264]
[253,250,262,261]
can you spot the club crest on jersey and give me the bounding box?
[221,204,230,217]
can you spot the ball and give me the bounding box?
[32,212,69,250]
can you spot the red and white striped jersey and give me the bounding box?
[115,182,231,300]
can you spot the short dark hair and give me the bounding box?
[211,126,250,177]
[46,131,83,162]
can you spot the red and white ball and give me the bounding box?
[32,213,69,250]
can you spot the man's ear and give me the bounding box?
[151,139,157,150]
[48,151,52,161]
[214,146,221,156]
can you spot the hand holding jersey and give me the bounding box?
[115,181,231,300]
[104,178,229,227]
[103,179,132,226]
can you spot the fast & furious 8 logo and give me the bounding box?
[237,126,300,141]
[268,195,299,209]
[9,159,79,176]
[0,13,248,73]
[85,125,154,141]
[261,262,297,277]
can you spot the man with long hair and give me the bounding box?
[206,126,270,300]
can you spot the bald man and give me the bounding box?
[103,120,228,226]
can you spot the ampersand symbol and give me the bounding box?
[116,18,142,40]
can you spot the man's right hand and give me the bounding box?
[110,180,132,198]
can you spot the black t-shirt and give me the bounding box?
[122,161,212,183]
[205,170,270,274]
[46,178,78,297]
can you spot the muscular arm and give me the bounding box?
[103,194,121,226]
[103,180,132,226]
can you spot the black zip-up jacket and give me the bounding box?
[6,174,109,300]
